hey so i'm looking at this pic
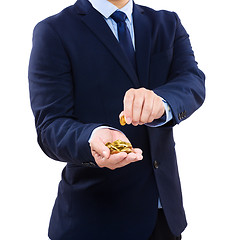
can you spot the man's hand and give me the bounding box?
[89,128,143,170]
[120,88,165,126]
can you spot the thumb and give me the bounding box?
[90,138,110,159]
[119,111,124,119]
[102,148,110,159]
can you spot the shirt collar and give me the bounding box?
[88,0,133,22]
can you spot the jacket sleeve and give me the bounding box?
[154,13,206,126]
[28,21,101,167]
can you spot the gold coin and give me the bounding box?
[110,150,120,154]
[120,148,132,154]
[120,115,126,126]
[105,140,132,154]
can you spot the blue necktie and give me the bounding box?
[111,11,136,69]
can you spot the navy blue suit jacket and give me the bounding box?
[28,0,205,239]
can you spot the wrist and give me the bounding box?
[88,126,123,143]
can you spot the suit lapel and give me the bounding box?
[133,3,151,88]
[74,0,140,88]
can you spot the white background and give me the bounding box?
[0,0,231,239]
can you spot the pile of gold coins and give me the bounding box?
[105,140,132,154]
[105,115,132,154]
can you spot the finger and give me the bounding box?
[132,93,144,126]
[135,153,143,161]
[113,153,137,169]
[113,151,143,169]
[102,148,143,170]
[140,91,154,124]
[123,89,135,124]
[131,152,143,161]
[90,138,110,159]
[91,150,106,168]
[132,148,143,155]
[156,97,165,118]
[93,149,126,169]
[131,148,143,161]
[126,152,142,162]
[119,111,124,119]
[147,97,157,123]
[92,150,100,159]
[105,152,128,170]
[147,96,165,122]
[107,152,128,164]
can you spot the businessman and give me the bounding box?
[28,0,205,239]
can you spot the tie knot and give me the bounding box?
[111,11,127,23]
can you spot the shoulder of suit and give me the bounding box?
[136,4,178,22]
[35,4,79,29]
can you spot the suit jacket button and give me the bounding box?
[183,110,187,117]
[81,162,89,167]
[154,161,159,169]
[89,162,96,167]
